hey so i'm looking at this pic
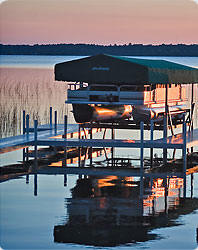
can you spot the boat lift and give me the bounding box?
[1,55,198,198]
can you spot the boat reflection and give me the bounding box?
[54,174,197,247]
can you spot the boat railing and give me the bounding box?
[67,84,145,104]
[68,82,88,90]
[67,84,188,106]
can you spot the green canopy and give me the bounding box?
[55,54,198,85]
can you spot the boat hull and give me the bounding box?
[72,104,132,123]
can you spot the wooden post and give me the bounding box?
[50,107,52,129]
[182,117,187,198]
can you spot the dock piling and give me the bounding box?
[23,110,26,134]
[25,114,30,161]
[63,115,67,167]
[140,121,144,175]
[191,173,194,198]
[50,107,52,128]
[64,174,67,187]
[90,125,93,166]
[34,119,38,169]
[22,110,26,162]
[26,114,30,136]
[163,115,168,166]
[182,116,187,198]
[150,120,154,167]
[34,174,38,196]
[78,125,81,167]
[26,174,29,184]
[140,122,144,214]
[111,123,115,166]
[54,111,57,134]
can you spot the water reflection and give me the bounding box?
[54,174,197,247]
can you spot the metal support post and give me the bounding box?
[64,174,67,187]
[34,120,38,169]
[191,173,194,198]
[139,122,144,214]
[78,125,81,167]
[182,117,187,198]
[140,121,144,175]
[54,110,57,135]
[150,120,154,168]
[25,114,30,161]
[139,172,144,215]
[191,83,194,152]
[90,125,93,165]
[50,107,52,129]
[26,114,30,136]
[163,84,168,166]
[23,110,26,134]
[163,115,168,166]
[103,128,107,139]
[34,174,38,196]
[111,124,115,166]
[63,115,67,167]
[164,177,168,214]
[23,110,26,162]
[26,174,29,184]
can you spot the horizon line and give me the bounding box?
[1,43,198,46]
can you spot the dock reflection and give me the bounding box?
[54,174,197,247]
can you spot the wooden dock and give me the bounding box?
[1,115,198,155]
[1,123,198,153]
[0,123,79,154]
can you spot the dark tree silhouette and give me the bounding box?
[0,43,197,56]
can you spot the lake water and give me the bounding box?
[0,55,198,250]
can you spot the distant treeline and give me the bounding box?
[0,43,198,56]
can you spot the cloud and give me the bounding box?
[0,0,8,4]
[191,0,198,4]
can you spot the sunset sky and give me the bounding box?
[0,0,198,45]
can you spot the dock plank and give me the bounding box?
[0,124,79,153]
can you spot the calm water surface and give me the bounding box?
[0,55,198,249]
[0,173,198,249]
